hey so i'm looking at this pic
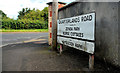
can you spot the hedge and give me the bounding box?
[1,19,48,29]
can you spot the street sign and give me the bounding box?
[57,36,95,54]
[57,12,95,54]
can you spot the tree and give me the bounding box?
[18,8,31,19]
[18,7,48,21]
[41,7,48,22]
[40,7,48,28]
[17,7,48,29]
[0,10,8,19]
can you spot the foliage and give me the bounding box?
[18,8,31,19]
[0,10,9,19]
[1,18,47,29]
[18,7,48,22]
[1,7,48,29]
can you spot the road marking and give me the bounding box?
[0,36,48,48]
[23,39,47,43]
[0,42,23,48]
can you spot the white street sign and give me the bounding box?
[57,12,95,54]
[57,36,95,54]
[57,13,95,41]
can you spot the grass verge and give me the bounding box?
[0,29,48,32]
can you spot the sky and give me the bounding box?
[0,0,75,19]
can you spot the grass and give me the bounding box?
[0,29,48,32]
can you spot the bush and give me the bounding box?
[2,19,48,29]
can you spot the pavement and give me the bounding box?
[1,33,120,73]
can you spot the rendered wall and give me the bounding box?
[58,2,120,66]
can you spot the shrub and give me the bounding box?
[2,19,48,29]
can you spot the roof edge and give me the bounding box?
[47,2,66,5]
[58,2,78,11]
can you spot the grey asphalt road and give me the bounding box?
[2,39,119,72]
[1,32,48,47]
[0,32,48,72]
[1,32,120,72]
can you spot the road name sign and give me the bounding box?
[57,12,95,54]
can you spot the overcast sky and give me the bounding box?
[0,0,75,19]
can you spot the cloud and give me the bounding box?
[0,0,75,19]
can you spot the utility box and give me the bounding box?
[47,2,66,45]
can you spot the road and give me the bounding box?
[2,39,119,72]
[1,32,120,72]
[1,32,48,47]
[0,32,48,72]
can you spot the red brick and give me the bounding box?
[50,33,52,38]
[58,4,64,9]
[50,22,52,27]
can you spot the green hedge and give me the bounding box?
[1,19,48,29]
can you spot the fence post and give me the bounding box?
[52,0,58,51]
[89,54,94,70]
[60,44,63,54]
